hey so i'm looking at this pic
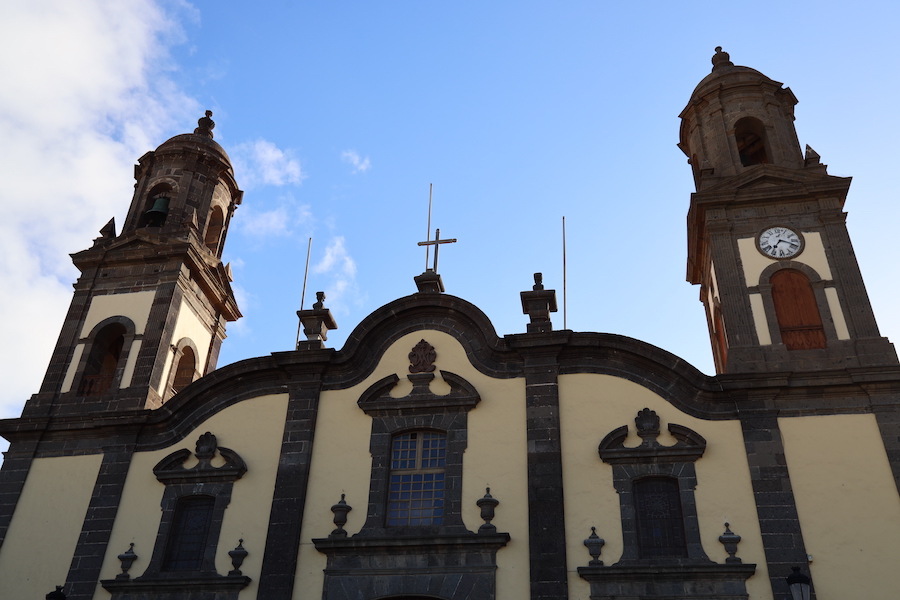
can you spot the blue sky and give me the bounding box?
[1,1,899,436]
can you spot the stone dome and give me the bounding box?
[154,110,232,167]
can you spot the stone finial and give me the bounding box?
[520,273,558,334]
[476,487,500,533]
[409,339,437,373]
[46,586,66,600]
[803,144,829,174]
[313,291,326,310]
[711,46,734,71]
[297,291,338,350]
[194,110,215,138]
[228,539,248,575]
[584,527,605,566]
[718,522,742,564]
[99,218,117,239]
[329,494,352,538]
[115,543,137,580]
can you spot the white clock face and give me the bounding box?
[758,226,802,259]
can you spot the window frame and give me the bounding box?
[387,430,448,527]
[597,409,710,565]
[356,365,481,537]
[72,316,137,397]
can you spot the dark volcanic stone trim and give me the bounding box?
[520,345,569,600]
[313,533,509,600]
[873,405,900,497]
[0,439,38,551]
[64,441,136,600]
[740,416,816,600]
[322,292,525,389]
[578,562,756,599]
[256,374,325,600]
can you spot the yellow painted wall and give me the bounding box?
[780,414,900,600]
[749,293,771,345]
[294,330,530,600]
[93,394,289,600]
[824,287,850,340]
[737,232,832,287]
[61,343,85,393]
[120,339,142,388]
[558,374,772,600]
[157,298,213,397]
[82,290,157,336]
[0,454,102,600]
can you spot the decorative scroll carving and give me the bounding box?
[153,431,247,483]
[598,408,706,464]
[408,339,437,373]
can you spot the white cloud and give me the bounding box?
[341,149,372,174]
[312,237,360,314]
[0,1,198,422]
[232,139,305,188]
[237,196,313,239]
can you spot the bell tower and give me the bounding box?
[679,48,897,373]
[26,112,243,417]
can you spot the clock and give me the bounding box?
[758,226,803,259]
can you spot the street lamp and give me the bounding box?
[786,566,811,600]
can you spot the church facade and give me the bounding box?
[2,49,899,600]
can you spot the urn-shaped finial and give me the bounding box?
[476,487,500,533]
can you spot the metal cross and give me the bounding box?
[417,228,457,273]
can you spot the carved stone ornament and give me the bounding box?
[476,488,500,533]
[598,408,707,464]
[718,523,743,564]
[228,539,248,576]
[153,431,247,484]
[584,527,605,566]
[634,407,660,440]
[358,369,480,416]
[408,339,437,373]
[115,543,137,580]
[329,493,352,538]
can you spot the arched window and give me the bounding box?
[77,323,126,396]
[771,269,826,350]
[204,206,225,254]
[734,117,769,166]
[162,495,215,572]
[633,476,687,559]
[387,431,446,526]
[172,347,197,393]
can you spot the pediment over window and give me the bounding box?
[153,431,247,484]
[598,408,706,464]
[358,340,481,416]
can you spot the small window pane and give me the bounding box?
[634,477,687,558]
[388,432,446,526]
[163,495,215,571]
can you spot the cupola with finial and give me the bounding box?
[679,47,805,188]
[121,110,242,258]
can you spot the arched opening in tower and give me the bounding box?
[734,117,770,166]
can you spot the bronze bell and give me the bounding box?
[144,196,170,227]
